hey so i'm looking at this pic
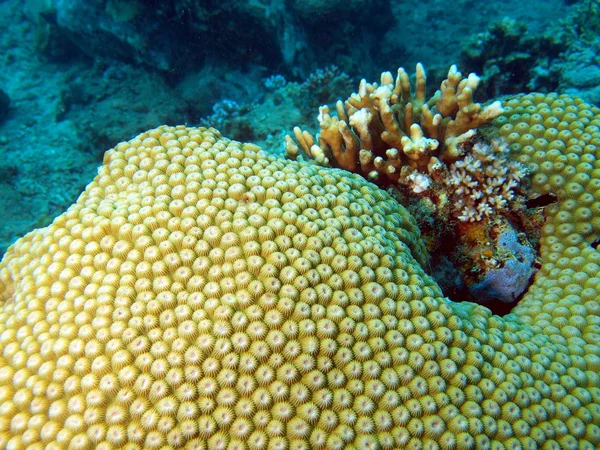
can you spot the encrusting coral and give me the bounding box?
[0,115,599,448]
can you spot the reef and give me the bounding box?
[0,0,586,263]
[459,17,566,97]
[1,100,600,447]
[0,88,9,125]
[22,0,393,76]
[459,3,600,106]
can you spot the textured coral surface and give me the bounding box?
[0,118,599,449]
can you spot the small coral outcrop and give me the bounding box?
[285,64,504,180]
[449,137,530,219]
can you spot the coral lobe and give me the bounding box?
[0,104,599,449]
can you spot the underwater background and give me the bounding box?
[3,2,600,449]
[1,0,599,258]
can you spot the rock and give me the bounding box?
[53,0,179,70]
[0,89,9,124]
[563,64,600,88]
[29,0,391,76]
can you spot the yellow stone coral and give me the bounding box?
[494,93,600,312]
[0,121,599,449]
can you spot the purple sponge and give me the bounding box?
[468,229,535,304]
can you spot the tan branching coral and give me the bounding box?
[286,63,504,184]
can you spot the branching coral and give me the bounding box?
[285,63,504,182]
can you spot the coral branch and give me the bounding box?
[285,63,504,183]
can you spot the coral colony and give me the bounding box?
[1,63,600,449]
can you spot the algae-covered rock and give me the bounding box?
[0,89,9,125]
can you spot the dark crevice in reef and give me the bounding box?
[526,193,557,209]
[424,214,542,317]
[391,163,546,317]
